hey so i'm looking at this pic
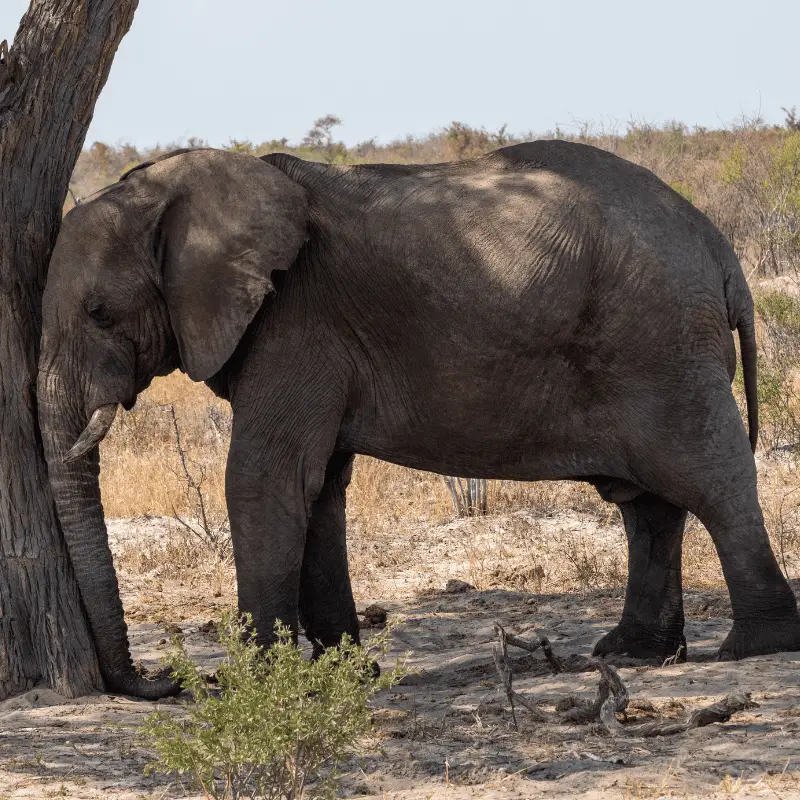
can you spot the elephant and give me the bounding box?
[38,141,800,699]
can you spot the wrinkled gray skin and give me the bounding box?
[39,143,800,699]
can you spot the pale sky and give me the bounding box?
[2,1,798,148]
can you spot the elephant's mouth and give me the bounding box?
[62,403,119,463]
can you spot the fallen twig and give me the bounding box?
[501,627,565,673]
[492,633,551,726]
[604,693,757,738]
[491,622,756,737]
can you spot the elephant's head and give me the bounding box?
[38,149,307,698]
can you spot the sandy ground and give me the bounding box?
[1,513,800,799]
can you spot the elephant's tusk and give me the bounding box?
[62,404,118,463]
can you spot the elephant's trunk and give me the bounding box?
[37,372,179,699]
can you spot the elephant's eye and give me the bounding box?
[86,300,113,329]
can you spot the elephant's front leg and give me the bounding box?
[592,491,687,662]
[299,452,361,655]
[226,456,326,648]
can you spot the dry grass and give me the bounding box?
[100,372,229,520]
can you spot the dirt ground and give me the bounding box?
[2,512,800,799]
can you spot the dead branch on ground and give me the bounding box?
[492,622,756,736]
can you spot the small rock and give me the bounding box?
[445,579,475,594]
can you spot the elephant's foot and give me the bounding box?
[105,670,182,700]
[593,620,686,663]
[718,614,800,660]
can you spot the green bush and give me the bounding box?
[719,129,800,275]
[737,291,800,450]
[756,289,800,343]
[140,613,406,799]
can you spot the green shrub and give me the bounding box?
[444,121,509,159]
[736,291,800,450]
[755,289,800,343]
[140,613,406,799]
[719,140,746,186]
[753,353,800,451]
[719,129,800,275]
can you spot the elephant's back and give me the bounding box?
[477,140,736,294]
[378,144,710,327]
[446,140,731,335]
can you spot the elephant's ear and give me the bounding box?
[142,150,308,381]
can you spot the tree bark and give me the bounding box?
[0,0,138,699]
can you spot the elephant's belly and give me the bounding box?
[352,446,620,484]
[337,335,639,482]
[338,405,627,483]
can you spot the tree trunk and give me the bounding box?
[0,0,138,699]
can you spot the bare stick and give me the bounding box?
[492,629,552,724]
[456,478,468,515]
[494,622,565,673]
[168,405,212,536]
[166,404,230,559]
[492,640,517,729]
[444,477,462,517]
[610,693,758,738]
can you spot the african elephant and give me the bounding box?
[38,141,800,699]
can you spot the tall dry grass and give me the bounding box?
[100,373,229,520]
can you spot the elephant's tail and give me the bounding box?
[706,221,759,453]
[737,310,758,453]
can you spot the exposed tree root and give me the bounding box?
[492,622,757,737]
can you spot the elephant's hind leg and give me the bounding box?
[635,387,800,660]
[695,480,800,660]
[299,452,361,656]
[592,490,687,662]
